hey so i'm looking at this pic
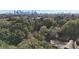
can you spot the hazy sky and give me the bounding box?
[0,0,78,14]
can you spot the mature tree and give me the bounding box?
[43,18,57,28]
[0,40,17,49]
[45,26,61,42]
[39,26,48,35]
[61,19,79,41]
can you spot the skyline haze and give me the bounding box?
[1,10,79,14]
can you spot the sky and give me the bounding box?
[0,0,79,14]
[0,0,79,10]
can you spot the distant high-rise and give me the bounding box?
[14,10,37,15]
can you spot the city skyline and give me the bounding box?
[1,10,79,14]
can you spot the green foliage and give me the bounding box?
[43,18,57,28]
[0,28,23,45]
[7,33,22,45]
[0,40,17,49]
[61,19,79,41]
[18,38,57,49]
[39,26,48,35]
[45,27,61,42]
[0,14,79,49]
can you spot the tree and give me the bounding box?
[18,38,57,49]
[61,19,79,41]
[39,26,48,35]
[0,28,23,46]
[0,40,17,49]
[43,18,57,28]
[7,33,23,45]
[45,27,61,42]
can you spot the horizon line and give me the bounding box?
[1,10,79,14]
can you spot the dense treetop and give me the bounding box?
[0,14,79,48]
